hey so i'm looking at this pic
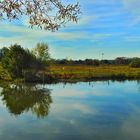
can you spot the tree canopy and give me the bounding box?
[129,58,140,68]
[32,42,50,61]
[1,44,43,77]
[0,0,81,31]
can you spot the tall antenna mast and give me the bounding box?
[101,53,104,60]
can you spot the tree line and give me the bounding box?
[49,57,140,67]
[0,43,50,78]
[0,43,140,79]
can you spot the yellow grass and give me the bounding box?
[46,65,140,80]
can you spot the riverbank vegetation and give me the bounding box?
[0,43,140,82]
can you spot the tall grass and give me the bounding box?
[1,64,140,82]
[43,65,140,81]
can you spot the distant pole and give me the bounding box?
[101,53,104,60]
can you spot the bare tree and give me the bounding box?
[0,0,81,31]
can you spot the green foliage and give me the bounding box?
[32,42,50,62]
[129,58,140,68]
[0,47,9,60]
[0,62,12,80]
[1,44,43,78]
[1,44,27,77]
[115,57,131,65]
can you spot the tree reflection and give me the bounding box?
[0,84,52,118]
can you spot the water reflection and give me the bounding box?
[0,81,140,140]
[0,84,52,118]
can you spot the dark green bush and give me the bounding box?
[129,59,140,68]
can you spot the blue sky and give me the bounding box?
[0,0,140,60]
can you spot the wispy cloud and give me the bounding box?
[124,36,140,42]
[0,0,140,59]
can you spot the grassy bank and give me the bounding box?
[23,65,140,82]
[1,64,140,83]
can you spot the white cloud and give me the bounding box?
[0,21,116,47]
[0,23,89,48]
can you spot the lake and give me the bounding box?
[0,80,140,140]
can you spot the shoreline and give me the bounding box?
[7,76,140,85]
[1,65,140,84]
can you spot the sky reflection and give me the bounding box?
[0,81,140,139]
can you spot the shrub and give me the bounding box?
[129,59,140,68]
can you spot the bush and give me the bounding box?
[129,59,140,68]
[1,44,44,78]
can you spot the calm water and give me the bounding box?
[0,81,140,140]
